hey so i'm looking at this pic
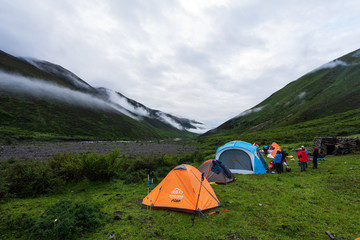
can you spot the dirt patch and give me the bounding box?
[0,141,197,161]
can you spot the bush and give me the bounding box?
[2,149,207,191]
[50,153,85,182]
[153,166,173,180]
[0,175,9,201]
[50,150,122,182]
[117,152,204,184]
[0,213,33,237]
[5,160,64,198]
[27,200,105,240]
[188,151,206,163]
[82,150,122,181]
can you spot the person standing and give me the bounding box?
[304,147,309,168]
[312,145,319,169]
[298,146,309,172]
[263,145,269,157]
[281,150,288,172]
[274,151,283,174]
[279,150,284,173]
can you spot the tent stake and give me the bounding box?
[325,231,335,240]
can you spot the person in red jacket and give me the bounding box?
[298,146,308,172]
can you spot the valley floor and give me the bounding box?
[0,140,197,161]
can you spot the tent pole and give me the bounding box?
[150,171,154,211]
[192,172,204,226]
[147,169,150,211]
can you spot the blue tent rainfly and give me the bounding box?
[215,141,268,174]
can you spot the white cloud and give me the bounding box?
[298,92,306,99]
[311,60,348,72]
[1,0,360,129]
[234,106,265,119]
[0,71,137,119]
[106,89,150,117]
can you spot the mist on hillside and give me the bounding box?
[24,58,94,91]
[234,106,264,119]
[106,89,203,132]
[0,71,137,119]
[106,89,151,118]
[0,71,207,133]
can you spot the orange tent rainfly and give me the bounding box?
[267,142,281,159]
[142,164,220,214]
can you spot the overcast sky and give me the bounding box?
[1,0,360,129]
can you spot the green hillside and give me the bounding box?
[202,49,360,143]
[0,50,86,91]
[0,51,195,140]
[0,92,158,140]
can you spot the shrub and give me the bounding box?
[117,152,204,184]
[153,166,173,180]
[27,200,104,240]
[0,175,9,201]
[5,160,64,198]
[0,213,33,237]
[50,150,122,182]
[51,150,206,184]
[82,150,121,181]
[188,151,206,163]
[122,169,147,184]
[50,153,85,182]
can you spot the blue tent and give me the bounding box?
[215,141,268,174]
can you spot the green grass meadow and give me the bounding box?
[1,153,359,240]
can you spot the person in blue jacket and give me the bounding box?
[274,151,283,174]
[304,147,309,168]
[262,145,269,157]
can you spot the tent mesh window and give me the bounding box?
[219,149,253,171]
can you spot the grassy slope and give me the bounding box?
[0,50,79,90]
[206,49,360,141]
[1,153,359,239]
[198,108,360,152]
[0,92,163,140]
[0,92,198,140]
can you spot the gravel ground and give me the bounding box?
[0,141,198,161]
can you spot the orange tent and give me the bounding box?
[142,164,220,214]
[267,142,281,158]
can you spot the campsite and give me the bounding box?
[0,140,359,239]
[1,8,360,239]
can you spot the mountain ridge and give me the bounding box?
[24,57,206,133]
[0,50,205,140]
[203,48,360,140]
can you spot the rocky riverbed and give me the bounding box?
[0,140,198,161]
